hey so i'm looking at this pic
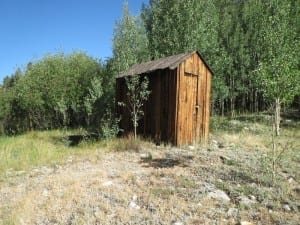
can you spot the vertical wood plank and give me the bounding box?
[205,71,212,142]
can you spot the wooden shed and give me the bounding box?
[116,51,213,146]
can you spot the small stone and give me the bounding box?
[238,196,256,206]
[227,208,239,218]
[188,145,195,150]
[218,142,225,148]
[132,195,138,201]
[211,140,218,145]
[173,222,183,225]
[208,189,230,203]
[282,204,291,211]
[102,181,113,186]
[220,155,230,163]
[249,195,256,201]
[67,156,73,163]
[240,221,255,225]
[129,201,140,210]
[288,177,295,184]
[140,152,152,161]
[42,189,49,197]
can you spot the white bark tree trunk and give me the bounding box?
[275,98,281,136]
[133,106,137,139]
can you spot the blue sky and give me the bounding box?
[0,0,146,83]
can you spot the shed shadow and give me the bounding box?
[140,157,187,168]
[51,133,99,147]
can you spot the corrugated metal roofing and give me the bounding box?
[117,51,212,78]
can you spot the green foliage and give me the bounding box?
[255,0,300,105]
[121,75,151,139]
[1,52,113,134]
[84,76,104,125]
[112,3,149,74]
[146,0,219,59]
[251,0,300,134]
[100,110,122,140]
[1,0,299,137]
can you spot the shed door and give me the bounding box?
[184,72,199,144]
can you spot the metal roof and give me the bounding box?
[116,51,213,78]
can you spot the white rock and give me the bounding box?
[288,177,295,184]
[140,153,147,158]
[238,196,256,206]
[240,221,255,225]
[42,189,49,197]
[188,145,195,150]
[227,208,238,217]
[282,204,291,211]
[249,195,256,201]
[173,222,184,225]
[102,181,113,186]
[208,189,230,202]
[129,201,140,210]
[132,195,138,201]
[140,153,152,160]
[212,140,218,145]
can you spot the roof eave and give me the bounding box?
[116,50,213,79]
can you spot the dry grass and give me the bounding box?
[0,116,299,225]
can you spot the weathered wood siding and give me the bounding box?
[175,52,211,145]
[143,69,177,144]
[116,69,177,144]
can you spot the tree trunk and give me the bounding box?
[133,107,137,139]
[271,120,276,185]
[29,111,33,131]
[242,94,246,112]
[221,99,224,117]
[254,90,258,113]
[210,99,215,116]
[230,96,235,118]
[275,98,281,136]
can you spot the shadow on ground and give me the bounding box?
[51,133,99,147]
[140,157,187,168]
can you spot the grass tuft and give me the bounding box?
[109,134,145,152]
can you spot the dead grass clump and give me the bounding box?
[110,134,145,152]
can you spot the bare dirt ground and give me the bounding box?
[0,138,299,225]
